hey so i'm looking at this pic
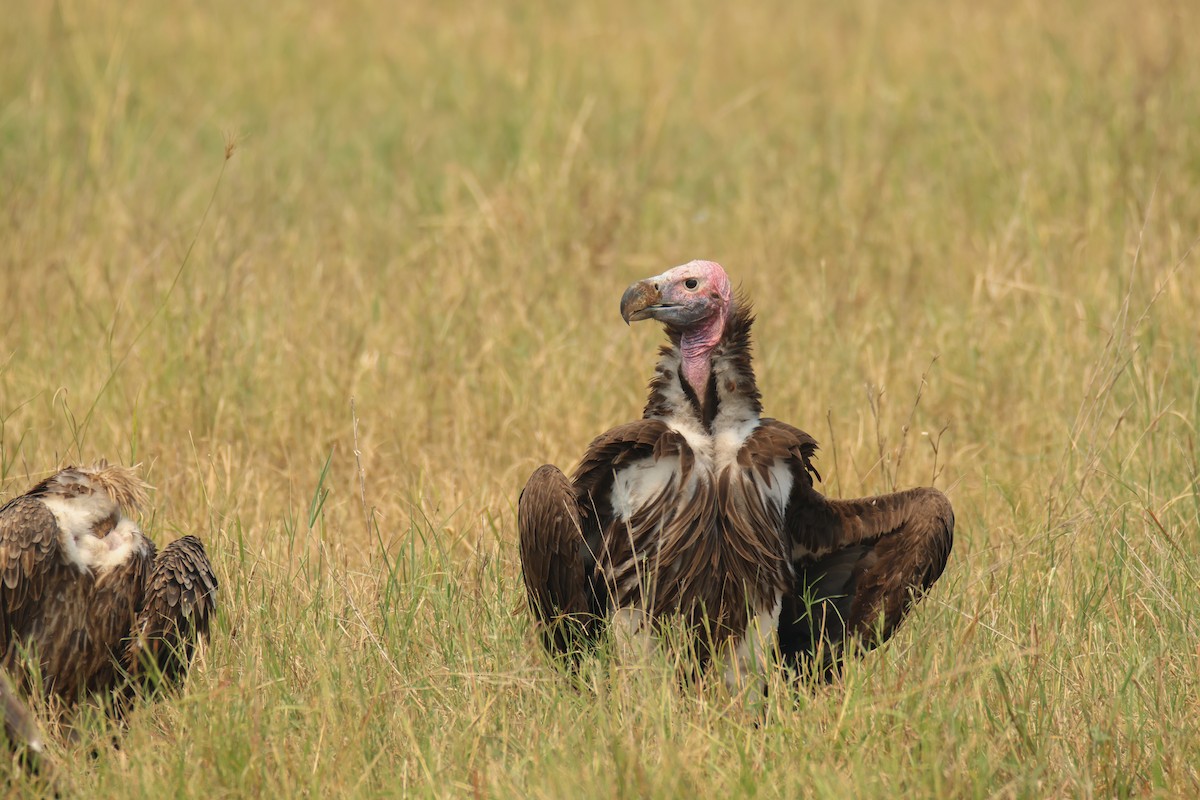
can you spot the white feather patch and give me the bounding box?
[711,348,761,453]
[610,456,681,521]
[757,460,795,515]
[76,517,150,575]
[40,494,149,574]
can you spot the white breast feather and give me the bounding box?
[758,460,795,516]
[610,456,682,522]
[713,418,759,469]
[671,419,710,460]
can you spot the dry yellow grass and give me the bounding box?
[1,0,1199,796]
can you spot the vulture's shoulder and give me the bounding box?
[748,418,822,483]
[570,419,684,497]
[0,495,62,580]
[0,494,65,636]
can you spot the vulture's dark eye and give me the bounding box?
[684,278,699,290]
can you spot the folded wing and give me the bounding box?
[123,535,218,694]
[0,498,62,661]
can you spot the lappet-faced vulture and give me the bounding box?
[0,462,217,751]
[518,261,952,689]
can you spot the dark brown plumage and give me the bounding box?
[780,481,953,679]
[0,463,217,749]
[519,260,953,687]
[518,465,595,655]
[123,535,217,693]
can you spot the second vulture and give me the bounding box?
[0,462,217,752]
[519,260,953,688]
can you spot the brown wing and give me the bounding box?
[572,418,684,604]
[780,474,954,680]
[518,465,595,657]
[122,535,217,696]
[741,418,821,485]
[0,497,63,661]
[750,420,953,679]
[519,419,676,658]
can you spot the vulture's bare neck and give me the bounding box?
[642,300,763,432]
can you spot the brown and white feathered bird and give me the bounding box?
[518,261,953,688]
[0,462,217,746]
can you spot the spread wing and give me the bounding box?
[0,497,63,659]
[123,535,217,695]
[758,420,954,680]
[518,419,675,658]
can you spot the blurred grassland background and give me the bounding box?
[1,0,1199,796]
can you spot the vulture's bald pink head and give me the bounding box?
[620,260,733,396]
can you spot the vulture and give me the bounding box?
[518,261,953,689]
[0,462,217,751]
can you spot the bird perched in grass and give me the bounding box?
[518,260,953,689]
[0,461,217,753]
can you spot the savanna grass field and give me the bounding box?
[2,0,1199,796]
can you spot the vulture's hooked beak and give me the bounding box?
[620,279,670,324]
